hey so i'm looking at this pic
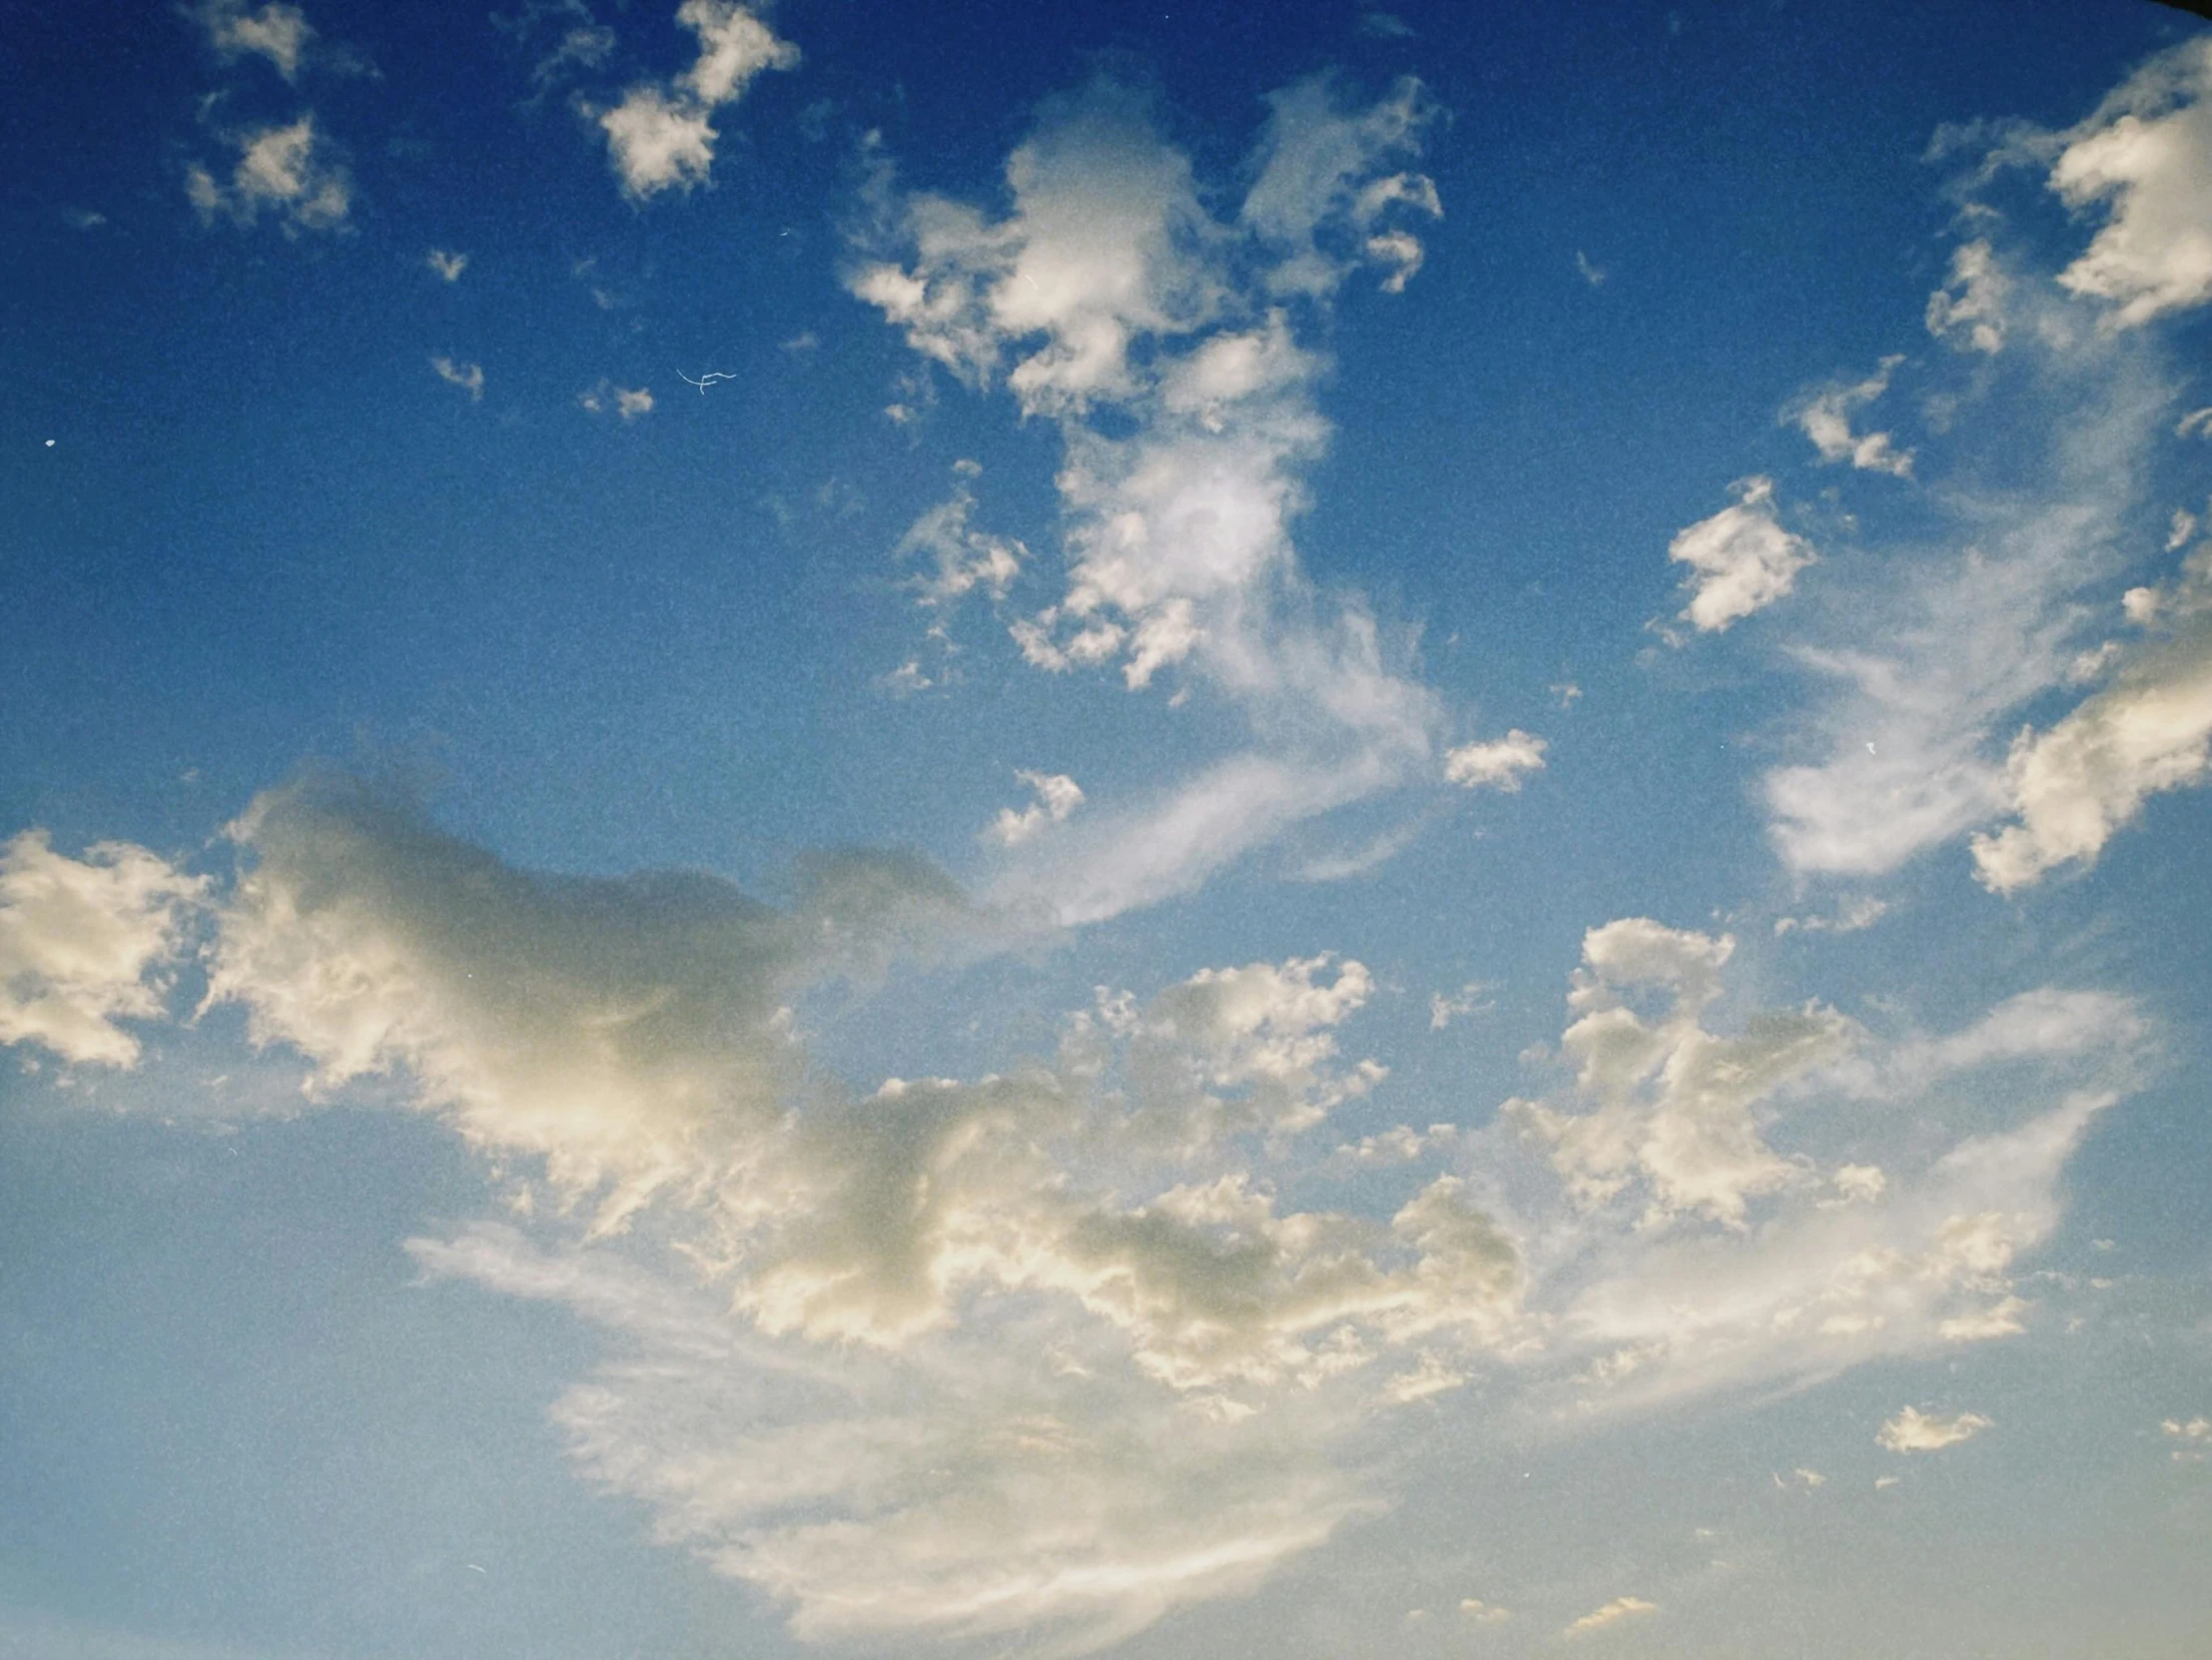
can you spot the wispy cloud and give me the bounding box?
[186,115,352,234]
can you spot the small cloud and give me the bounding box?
[1575,249,1606,287]
[2161,1416,2210,1461]
[431,356,484,401]
[1667,475,1817,634]
[589,0,800,202]
[1787,356,1913,476]
[2178,407,2212,439]
[1550,680,1583,708]
[1443,730,1547,791]
[579,380,653,419]
[1428,982,1494,1030]
[780,330,819,354]
[1876,1405,1991,1453]
[63,207,107,231]
[1565,1596,1658,1637]
[1457,1598,1509,1623]
[987,771,1084,847]
[426,248,469,282]
[1773,896,1888,937]
[187,115,352,235]
[1823,1163,1886,1206]
[1357,10,1415,37]
[194,0,315,81]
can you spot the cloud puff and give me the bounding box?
[2163,1415,2211,1461]
[579,381,652,419]
[2050,38,2212,329]
[899,464,1026,607]
[193,0,314,81]
[1876,1405,1992,1452]
[186,115,351,234]
[854,77,1456,921]
[987,770,1083,846]
[1564,1596,1658,1637]
[0,830,203,1067]
[1510,919,1854,1229]
[1926,239,2009,353]
[425,248,468,281]
[1668,476,1817,634]
[430,356,484,400]
[1787,357,1914,476]
[593,1,798,200]
[1443,730,1547,791]
[1970,543,2212,892]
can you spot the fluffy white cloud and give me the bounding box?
[987,770,1083,846]
[2050,38,2212,329]
[854,77,1457,922]
[1443,729,1547,791]
[194,0,314,80]
[1787,356,1914,475]
[1564,1596,1657,1637]
[186,116,352,234]
[1970,544,2212,891]
[593,1,797,201]
[1668,476,1817,634]
[1509,920,1854,1229]
[1876,1405,1991,1452]
[0,830,203,1067]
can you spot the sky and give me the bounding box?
[4,1,2212,1656]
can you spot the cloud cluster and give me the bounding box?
[0,830,202,1067]
[186,115,352,234]
[592,0,798,200]
[852,76,1472,921]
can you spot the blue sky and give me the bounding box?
[5,1,2212,1655]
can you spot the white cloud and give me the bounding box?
[1443,729,1547,791]
[1668,476,1817,634]
[1970,545,2212,891]
[579,380,652,418]
[1564,1596,1658,1637]
[2050,38,2212,329]
[1509,919,1854,1229]
[2162,1415,2211,1461]
[854,77,1458,923]
[592,1,798,201]
[1926,239,2009,352]
[1458,1597,1510,1622]
[0,830,203,1068]
[1428,981,1492,1030]
[987,770,1084,846]
[425,248,468,281]
[1787,356,1914,476]
[898,464,1026,606]
[430,356,484,400]
[1876,1405,1991,1452]
[1773,896,1887,936]
[187,116,352,234]
[194,0,315,81]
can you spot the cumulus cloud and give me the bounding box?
[987,770,1084,846]
[1509,919,1854,1229]
[852,76,1458,921]
[1443,729,1547,791]
[193,0,322,82]
[186,115,351,234]
[2050,38,2212,329]
[1564,1596,1658,1637]
[0,830,203,1067]
[1970,543,2212,892]
[1787,356,1914,476]
[1876,1405,1991,1453]
[1667,476,1817,634]
[593,0,798,200]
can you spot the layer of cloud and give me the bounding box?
[0,830,203,1067]
[1667,476,1817,635]
[186,116,352,234]
[593,1,798,200]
